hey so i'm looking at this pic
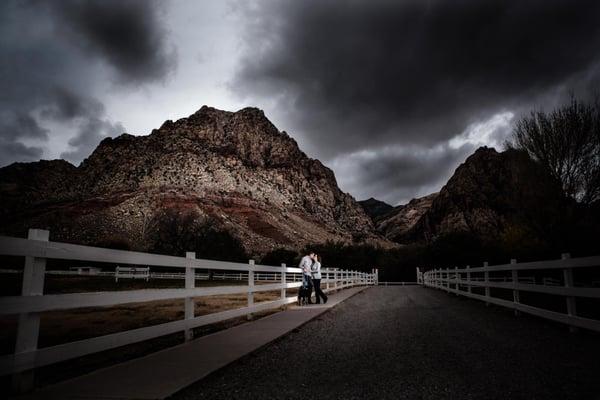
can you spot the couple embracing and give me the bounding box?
[298,252,328,305]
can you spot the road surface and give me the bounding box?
[172,286,600,400]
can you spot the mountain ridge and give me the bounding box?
[358,198,394,222]
[0,106,391,257]
[369,147,569,249]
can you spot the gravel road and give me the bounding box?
[171,286,600,400]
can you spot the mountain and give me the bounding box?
[358,198,394,222]
[374,193,438,243]
[376,147,568,246]
[0,106,391,257]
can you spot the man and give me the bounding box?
[298,252,315,305]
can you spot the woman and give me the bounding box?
[311,255,328,304]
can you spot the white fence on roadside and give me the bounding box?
[417,254,600,333]
[0,229,378,391]
[115,266,149,282]
[378,281,419,286]
[1,267,344,283]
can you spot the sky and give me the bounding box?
[1,0,600,205]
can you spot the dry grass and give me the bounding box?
[0,274,298,392]
[0,275,292,353]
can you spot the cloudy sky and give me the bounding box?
[2,0,600,205]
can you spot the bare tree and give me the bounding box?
[508,96,600,204]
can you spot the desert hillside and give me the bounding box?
[0,106,391,257]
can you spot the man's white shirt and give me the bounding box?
[299,255,313,276]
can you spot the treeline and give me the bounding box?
[261,203,600,281]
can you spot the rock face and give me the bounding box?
[375,147,568,245]
[0,106,389,257]
[374,193,438,243]
[358,198,394,222]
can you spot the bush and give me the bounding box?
[260,248,299,267]
[147,209,248,262]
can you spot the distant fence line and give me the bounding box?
[378,281,419,286]
[0,229,379,392]
[0,268,318,282]
[416,254,600,333]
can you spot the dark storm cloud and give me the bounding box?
[0,113,46,164]
[332,144,474,205]
[48,0,176,85]
[0,141,44,165]
[40,87,106,122]
[60,116,125,163]
[0,0,175,167]
[234,0,600,203]
[0,113,49,141]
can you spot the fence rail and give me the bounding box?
[0,229,378,390]
[0,269,312,282]
[379,281,419,286]
[417,254,600,333]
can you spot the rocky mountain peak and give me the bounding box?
[370,146,568,246]
[358,198,394,222]
[373,193,439,242]
[0,106,390,256]
[407,146,567,243]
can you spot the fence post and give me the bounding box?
[281,263,286,302]
[334,268,338,289]
[454,266,459,295]
[511,259,520,316]
[445,268,450,292]
[248,260,255,320]
[184,252,196,342]
[12,228,49,393]
[562,253,578,333]
[484,262,490,306]
[466,265,472,294]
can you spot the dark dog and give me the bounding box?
[297,285,311,306]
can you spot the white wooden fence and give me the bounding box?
[379,281,418,286]
[418,254,600,333]
[0,229,377,390]
[0,268,357,283]
[115,266,149,282]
